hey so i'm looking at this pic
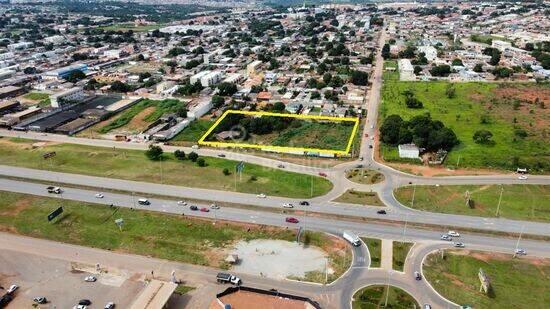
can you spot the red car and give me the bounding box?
[200,207,210,212]
[285,217,299,224]
[318,172,327,177]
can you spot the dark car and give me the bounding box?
[285,217,299,224]
[299,201,310,206]
[377,210,387,215]
[217,154,226,157]
[79,299,92,306]
[189,205,198,211]
[414,271,422,281]
[318,172,327,177]
[33,297,47,304]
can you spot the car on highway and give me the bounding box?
[447,230,460,237]
[216,273,241,285]
[6,285,18,294]
[370,136,374,140]
[177,200,187,206]
[95,193,104,199]
[257,193,266,198]
[423,305,431,309]
[211,204,220,209]
[414,271,422,280]
[299,201,310,206]
[217,154,226,158]
[73,305,87,309]
[518,175,528,180]
[189,205,198,211]
[137,198,150,205]
[370,125,374,129]
[364,133,369,137]
[318,172,327,177]
[200,207,210,212]
[369,145,373,149]
[33,297,47,304]
[46,186,62,194]
[277,164,285,168]
[285,217,299,224]
[84,276,97,282]
[440,235,452,241]
[104,302,115,309]
[78,299,92,306]
[282,203,294,208]
[515,248,527,255]
[359,157,363,161]
[377,210,386,215]
[454,242,465,248]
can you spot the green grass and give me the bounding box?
[362,238,381,268]
[352,285,419,309]
[394,185,550,222]
[170,119,214,144]
[345,169,385,184]
[0,191,297,267]
[24,92,49,101]
[392,241,413,272]
[380,69,550,172]
[424,250,550,308]
[174,285,195,295]
[0,139,332,198]
[333,190,385,206]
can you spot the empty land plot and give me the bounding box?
[380,71,549,173]
[362,237,382,268]
[394,184,550,222]
[392,241,413,272]
[345,168,385,184]
[333,190,385,206]
[0,138,332,198]
[170,119,214,145]
[352,285,419,309]
[200,110,359,155]
[424,250,550,309]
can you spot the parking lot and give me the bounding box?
[0,249,144,308]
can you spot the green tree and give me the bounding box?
[174,150,186,160]
[146,145,163,160]
[473,130,494,144]
[445,84,456,99]
[66,70,86,83]
[217,82,238,96]
[188,151,199,162]
[350,70,369,86]
[223,168,230,175]
[196,158,206,167]
[211,95,225,108]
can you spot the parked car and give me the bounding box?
[299,201,310,206]
[414,271,422,281]
[257,193,266,198]
[282,203,294,208]
[177,200,187,206]
[84,276,97,282]
[189,205,198,211]
[33,297,47,304]
[359,157,364,161]
[79,299,92,306]
[200,207,210,212]
[447,230,460,237]
[515,248,527,255]
[104,302,115,309]
[518,175,528,180]
[440,235,452,241]
[318,172,327,177]
[95,193,104,199]
[210,204,220,209]
[216,273,241,285]
[6,285,18,294]
[285,217,299,224]
[73,305,87,309]
[454,242,465,248]
[423,305,432,309]
[377,210,387,215]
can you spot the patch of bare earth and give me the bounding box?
[385,162,507,177]
[114,106,156,133]
[0,196,34,216]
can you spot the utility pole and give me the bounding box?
[456,155,461,168]
[515,225,524,253]
[411,184,416,208]
[384,271,391,307]
[495,186,504,217]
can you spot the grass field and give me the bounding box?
[345,168,385,184]
[424,250,550,308]
[380,65,549,172]
[0,191,297,267]
[23,92,51,107]
[362,238,381,268]
[394,185,550,222]
[0,138,332,198]
[352,285,419,309]
[393,241,413,272]
[170,119,214,144]
[333,190,385,206]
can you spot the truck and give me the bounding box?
[216,273,241,285]
[343,231,361,247]
[46,186,62,194]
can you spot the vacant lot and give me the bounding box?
[352,285,419,309]
[0,191,298,267]
[392,241,413,272]
[380,70,549,172]
[170,119,214,145]
[333,190,385,206]
[345,168,385,184]
[362,237,381,268]
[394,184,550,222]
[424,250,550,308]
[22,92,50,107]
[0,138,332,198]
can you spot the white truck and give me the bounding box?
[343,231,361,247]
[216,273,241,285]
[46,186,62,194]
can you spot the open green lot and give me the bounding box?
[362,237,381,268]
[380,65,549,172]
[333,190,385,206]
[352,285,419,309]
[345,168,385,184]
[394,184,550,222]
[392,241,413,272]
[23,92,51,107]
[170,119,214,145]
[0,191,297,267]
[0,138,332,198]
[424,250,550,308]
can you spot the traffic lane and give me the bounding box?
[394,174,550,186]
[1,178,549,258]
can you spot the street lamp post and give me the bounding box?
[495,186,504,217]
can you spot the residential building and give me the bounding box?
[50,87,85,108]
[398,59,415,81]
[398,143,420,159]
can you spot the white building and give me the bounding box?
[264,72,277,84]
[0,52,14,61]
[398,144,420,159]
[418,46,437,61]
[190,71,211,85]
[200,71,222,87]
[188,98,212,120]
[50,87,85,108]
[246,60,262,77]
[492,40,512,52]
[103,49,122,59]
[7,42,33,51]
[44,35,65,45]
[223,73,243,84]
[398,59,415,81]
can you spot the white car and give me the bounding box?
[282,203,294,208]
[7,284,18,294]
[447,231,460,237]
[105,302,115,309]
[515,248,527,255]
[518,175,528,180]
[370,125,374,129]
[74,306,87,309]
[84,275,97,282]
[95,193,104,199]
[454,242,465,248]
[440,235,452,241]
[211,204,220,209]
[177,200,187,206]
[257,193,266,198]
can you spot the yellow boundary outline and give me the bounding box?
[198,110,360,156]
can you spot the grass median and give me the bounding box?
[362,237,381,268]
[352,285,419,309]
[0,138,332,198]
[394,184,550,222]
[423,249,550,308]
[333,190,385,206]
[392,241,413,272]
